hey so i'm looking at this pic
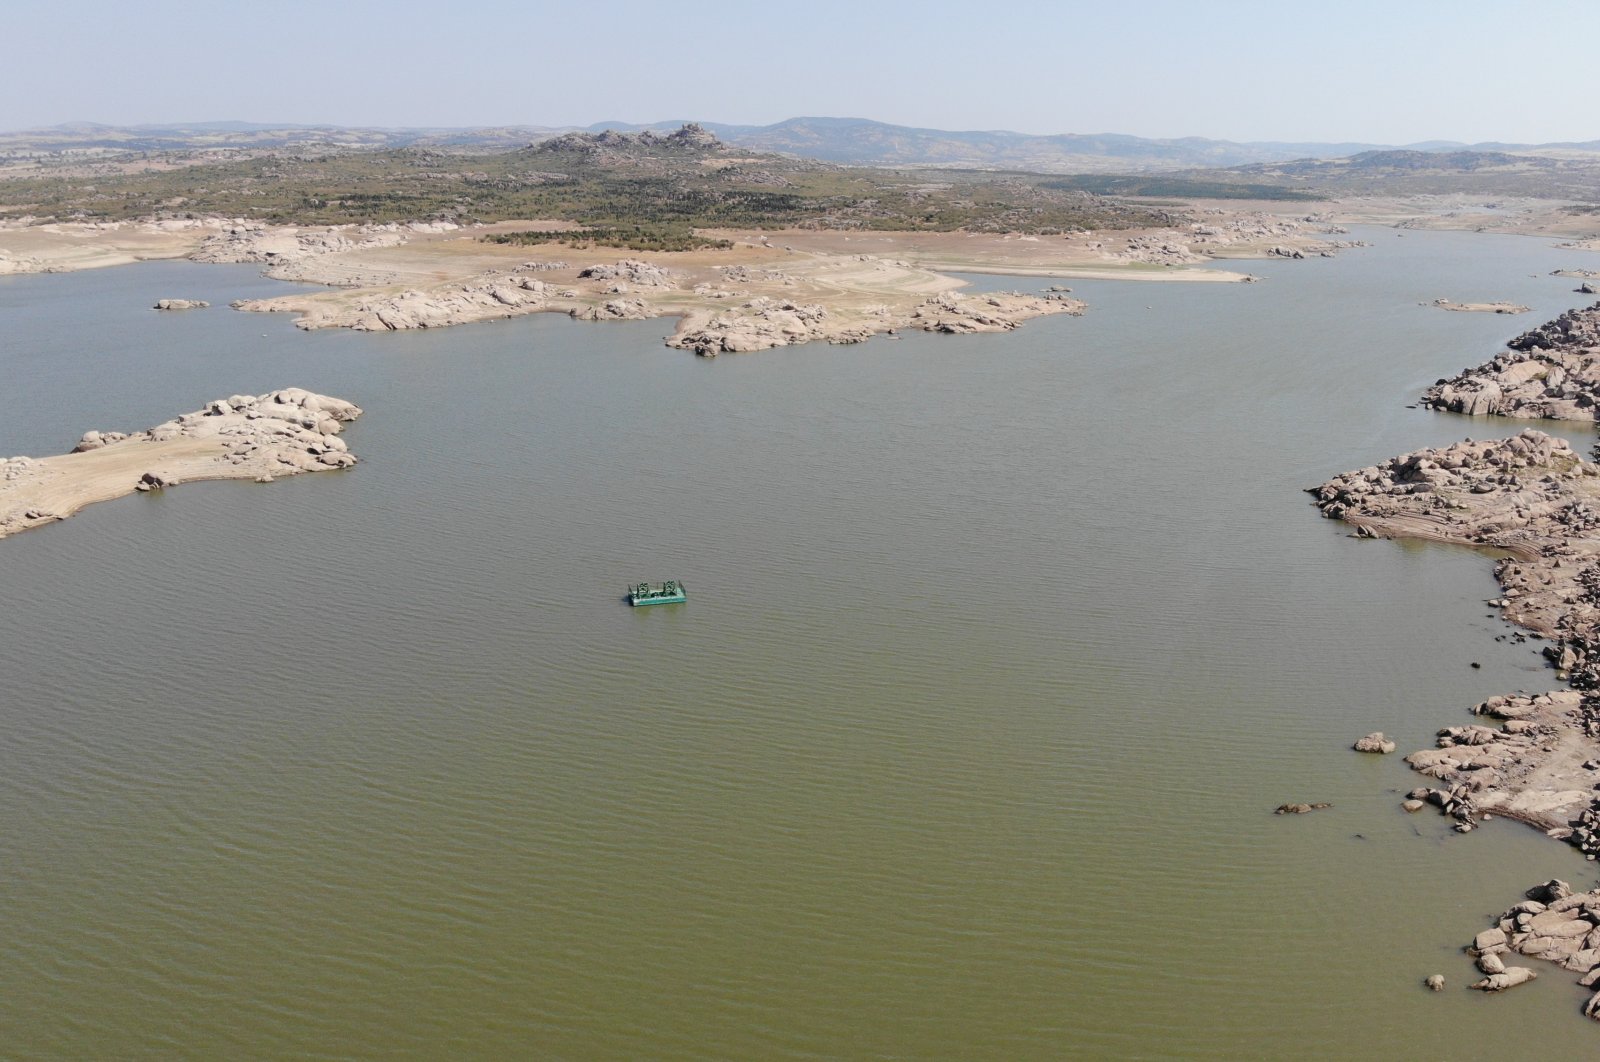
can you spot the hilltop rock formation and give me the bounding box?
[1,388,361,540]
[533,123,722,157]
[1421,302,1600,420]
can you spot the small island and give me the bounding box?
[0,388,361,540]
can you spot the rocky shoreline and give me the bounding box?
[1311,300,1600,1018]
[1421,302,1600,420]
[0,389,361,540]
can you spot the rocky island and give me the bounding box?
[0,388,361,540]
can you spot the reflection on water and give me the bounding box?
[3,232,1600,1058]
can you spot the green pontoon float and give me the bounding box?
[629,580,686,606]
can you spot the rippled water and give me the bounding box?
[5,231,1600,1058]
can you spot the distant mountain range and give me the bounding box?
[5,117,1599,174]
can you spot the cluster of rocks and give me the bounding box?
[1115,234,1206,265]
[1461,879,1600,1014]
[576,259,677,290]
[571,298,652,322]
[1312,431,1600,841]
[1422,302,1600,420]
[1179,212,1364,258]
[669,296,848,356]
[241,271,578,331]
[1400,780,1480,823]
[717,265,796,286]
[1311,429,1590,530]
[191,221,453,278]
[907,291,1085,336]
[153,298,208,310]
[71,388,360,469]
[1,389,362,539]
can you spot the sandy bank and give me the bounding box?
[0,389,361,540]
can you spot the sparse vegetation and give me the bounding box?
[0,128,1184,234]
[485,226,733,252]
[1040,176,1321,201]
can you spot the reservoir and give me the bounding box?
[4,229,1600,1058]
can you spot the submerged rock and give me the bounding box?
[1471,967,1537,991]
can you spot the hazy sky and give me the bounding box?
[6,0,1595,144]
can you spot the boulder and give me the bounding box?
[1528,879,1573,903]
[1470,967,1537,991]
[1474,926,1508,953]
[1353,732,1397,754]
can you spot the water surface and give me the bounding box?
[4,231,1600,1058]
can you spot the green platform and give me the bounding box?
[629,580,686,606]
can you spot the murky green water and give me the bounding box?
[5,230,1600,1059]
